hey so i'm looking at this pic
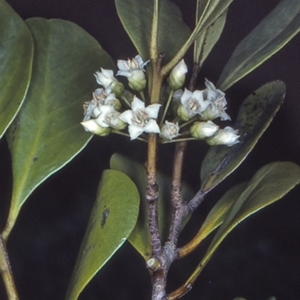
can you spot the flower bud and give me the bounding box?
[190,121,219,139]
[167,59,187,90]
[81,120,111,136]
[127,70,147,91]
[160,121,180,140]
[206,126,240,147]
[177,104,192,121]
[110,81,125,98]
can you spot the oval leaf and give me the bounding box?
[114,0,190,64]
[3,18,115,239]
[194,10,227,66]
[179,181,248,258]
[66,170,140,300]
[110,153,194,260]
[0,0,33,138]
[200,81,285,193]
[217,0,300,90]
[201,161,300,270]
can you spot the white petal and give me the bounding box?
[144,119,161,134]
[99,104,114,115]
[131,96,145,111]
[193,90,204,102]
[180,88,193,106]
[101,68,114,78]
[119,110,133,124]
[81,119,101,132]
[128,124,144,140]
[135,55,144,67]
[116,70,132,78]
[145,104,161,119]
[117,59,128,71]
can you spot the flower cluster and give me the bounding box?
[81,55,239,146]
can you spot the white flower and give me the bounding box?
[190,121,219,139]
[119,96,161,140]
[94,68,124,97]
[201,79,231,121]
[168,59,188,90]
[116,55,149,91]
[207,126,240,147]
[160,121,180,140]
[95,105,116,128]
[83,89,121,121]
[177,89,210,121]
[94,68,117,88]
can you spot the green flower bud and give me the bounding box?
[190,121,219,139]
[81,120,111,136]
[167,59,187,90]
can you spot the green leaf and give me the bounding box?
[66,170,140,300]
[200,81,285,193]
[184,182,248,254]
[110,153,194,260]
[114,0,191,64]
[200,161,300,271]
[194,0,233,40]
[194,10,227,66]
[3,18,115,239]
[0,0,33,138]
[217,0,300,90]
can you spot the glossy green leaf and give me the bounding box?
[217,0,300,90]
[194,9,227,66]
[114,0,190,64]
[200,161,300,271]
[180,182,248,256]
[178,162,300,291]
[110,153,194,260]
[3,18,115,239]
[0,0,33,138]
[200,81,285,193]
[66,170,140,300]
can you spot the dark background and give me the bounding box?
[0,0,299,299]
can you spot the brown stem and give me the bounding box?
[167,142,189,244]
[0,236,19,300]
[146,133,161,256]
[188,63,201,91]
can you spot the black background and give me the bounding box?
[0,0,300,299]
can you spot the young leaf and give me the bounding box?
[194,10,228,67]
[65,170,140,300]
[201,161,300,274]
[217,0,300,91]
[201,81,285,193]
[170,162,300,297]
[0,0,33,138]
[194,0,233,40]
[178,182,248,258]
[110,153,194,260]
[3,18,115,240]
[114,0,190,64]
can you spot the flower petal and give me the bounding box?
[145,104,161,119]
[119,110,134,124]
[117,59,129,71]
[128,124,144,140]
[180,88,193,105]
[131,96,145,111]
[144,119,161,134]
